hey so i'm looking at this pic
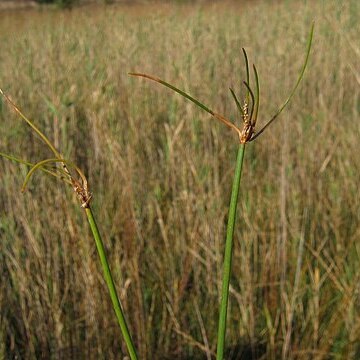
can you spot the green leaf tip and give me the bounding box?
[229,88,244,116]
[130,72,242,137]
[252,64,260,126]
[250,22,314,141]
[129,72,214,115]
[242,48,250,103]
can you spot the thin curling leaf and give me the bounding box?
[276,22,314,115]
[129,72,242,137]
[229,88,244,116]
[251,22,314,141]
[129,73,214,114]
[0,151,69,182]
[22,158,68,192]
[243,81,255,122]
[21,157,87,192]
[242,48,250,103]
[0,89,60,158]
[252,64,260,126]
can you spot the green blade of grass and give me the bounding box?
[229,88,244,116]
[242,48,250,103]
[22,158,68,192]
[21,157,89,192]
[250,22,314,141]
[129,73,241,137]
[252,64,260,126]
[216,143,246,360]
[131,73,213,113]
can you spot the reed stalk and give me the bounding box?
[0,89,138,360]
[85,207,138,360]
[216,143,245,359]
[130,24,313,359]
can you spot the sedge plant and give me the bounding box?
[0,90,138,360]
[130,24,314,359]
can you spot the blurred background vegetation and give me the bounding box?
[1,0,204,11]
[0,0,359,359]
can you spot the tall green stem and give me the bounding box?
[216,143,246,360]
[85,207,138,360]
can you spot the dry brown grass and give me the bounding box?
[0,0,359,358]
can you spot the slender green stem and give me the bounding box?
[85,207,138,360]
[216,143,246,360]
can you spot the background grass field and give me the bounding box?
[0,1,359,358]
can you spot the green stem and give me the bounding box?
[216,143,246,360]
[85,207,138,360]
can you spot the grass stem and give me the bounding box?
[85,207,138,360]
[216,143,246,360]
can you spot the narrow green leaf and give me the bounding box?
[129,73,214,115]
[251,22,314,141]
[129,73,241,136]
[253,64,260,126]
[229,88,244,116]
[22,158,67,192]
[242,48,250,103]
[277,22,314,115]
